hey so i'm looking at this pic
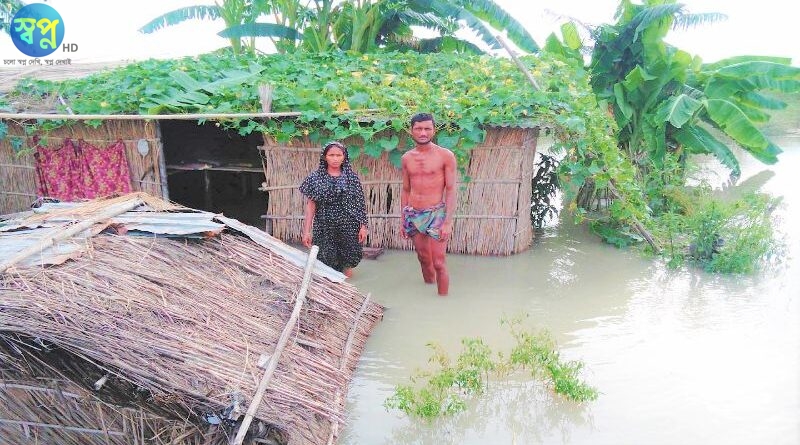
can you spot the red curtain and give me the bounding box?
[35,138,132,201]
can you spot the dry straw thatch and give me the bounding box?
[0,193,383,445]
[0,61,132,94]
[0,120,166,214]
[261,126,539,255]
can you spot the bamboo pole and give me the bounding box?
[0,109,382,121]
[495,34,540,91]
[232,245,319,445]
[258,84,274,114]
[0,418,126,437]
[0,197,144,273]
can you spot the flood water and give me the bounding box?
[342,135,800,445]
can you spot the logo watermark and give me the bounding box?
[9,3,65,57]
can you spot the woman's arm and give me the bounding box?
[302,198,316,247]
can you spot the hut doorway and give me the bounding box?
[160,121,266,228]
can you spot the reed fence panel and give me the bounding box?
[261,127,540,255]
[0,120,165,214]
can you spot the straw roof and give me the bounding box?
[0,193,383,444]
[0,60,132,94]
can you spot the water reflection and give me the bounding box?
[342,136,799,445]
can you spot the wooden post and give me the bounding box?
[203,169,212,211]
[231,245,319,445]
[153,123,171,201]
[258,84,273,115]
[258,84,274,235]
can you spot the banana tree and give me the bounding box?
[220,0,329,53]
[405,0,539,53]
[589,0,799,181]
[220,0,539,55]
[139,0,300,54]
[670,57,800,176]
[330,0,464,53]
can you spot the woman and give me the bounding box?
[299,141,368,277]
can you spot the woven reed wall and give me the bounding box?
[261,127,539,255]
[0,120,165,214]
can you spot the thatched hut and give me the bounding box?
[1,52,565,256]
[1,116,546,257]
[0,193,383,444]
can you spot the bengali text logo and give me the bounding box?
[9,3,65,57]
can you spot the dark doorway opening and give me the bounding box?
[160,121,267,228]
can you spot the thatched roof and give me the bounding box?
[0,60,132,94]
[0,193,383,444]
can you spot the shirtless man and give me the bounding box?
[400,113,457,296]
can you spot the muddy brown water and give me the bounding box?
[342,136,800,445]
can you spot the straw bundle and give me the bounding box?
[0,120,165,214]
[260,127,539,255]
[0,197,383,444]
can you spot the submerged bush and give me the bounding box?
[384,321,597,420]
[657,187,781,273]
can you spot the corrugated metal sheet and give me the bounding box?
[0,201,345,282]
[0,224,97,267]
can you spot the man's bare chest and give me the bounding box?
[408,153,444,176]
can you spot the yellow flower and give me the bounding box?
[381,74,396,86]
[100,101,108,108]
[336,100,350,112]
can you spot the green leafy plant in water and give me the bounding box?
[384,339,494,418]
[384,321,597,420]
[653,184,782,274]
[701,193,781,273]
[506,324,598,403]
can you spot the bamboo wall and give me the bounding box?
[261,127,539,255]
[0,120,166,214]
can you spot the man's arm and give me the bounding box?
[399,155,410,238]
[400,155,411,239]
[440,149,457,241]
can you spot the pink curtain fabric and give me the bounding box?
[34,138,80,201]
[76,139,132,199]
[34,138,132,201]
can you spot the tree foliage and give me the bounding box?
[140,0,539,55]
[542,0,798,270]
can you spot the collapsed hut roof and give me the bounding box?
[0,193,383,445]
